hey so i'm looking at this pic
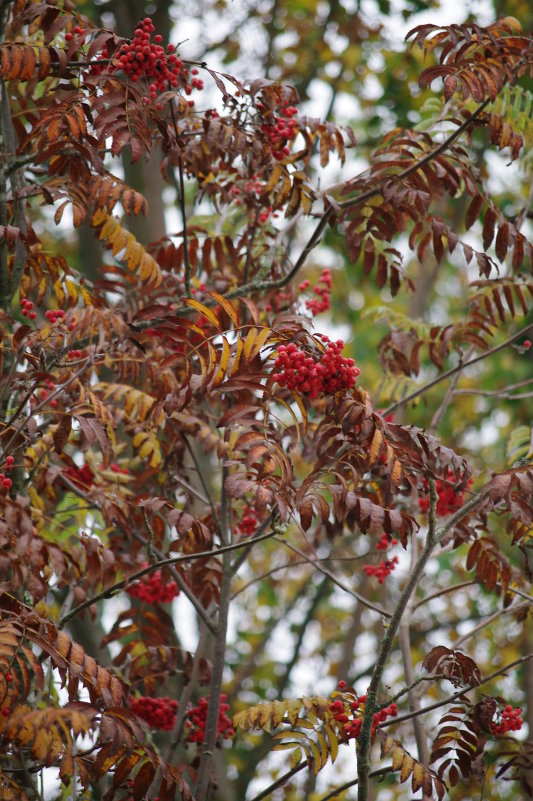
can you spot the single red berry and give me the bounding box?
[5,672,12,682]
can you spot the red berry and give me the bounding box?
[5,672,12,682]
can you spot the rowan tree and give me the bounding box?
[0,2,532,800]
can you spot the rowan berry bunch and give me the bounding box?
[418,469,473,517]
[329,681,397,741]
[490,704,523,735]
[130,695,178,731]
[185,694,235,744]
[91,17,203,108]
[299,269,332,316]
[258,101,299,160]
[45,309,66,325]
[363,556,399,584]
[376,532,398,551]
[62,463,94,490]
[126,565,180,604]
[237,505,259,537]
[30,379,58,409]
[272,336,359,399]
[0,455,14,491]
[20,298,36,320]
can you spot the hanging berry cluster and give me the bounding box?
[62,463,94,490]
[376,532,398,551]
[91,17,203,107]
[329,681,397,741]
[418,469,473,517]
[272,336,359,399]
[20,298,36,320]
[45,309,66,325]
[0,456,14,491]
[490,704,523,735]
[30,379,57,409]
[258,101,299,160]
[299,269,332,316]
[126,565,180,604]
[363,556,399,583]
[237,505,259,537]
[363,533,400,583]
[130,695,178,731]
[185,694,235,744]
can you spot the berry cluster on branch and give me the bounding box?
[185,694,235,744]
[259,101,298,160]
[91,17,203,107]
[126,565,180,604]
[130,695,178,731]
[272,336,359,398]
[418,469,473,517]
[490,704,523,735]
[299,269,332,316]
[329,681,397,740]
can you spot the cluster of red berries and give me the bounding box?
[67,349,83,359]
[259,102,298,160]
[126,565,179,604]
[65,25,84,42]
[376,533,398,551]
[108,462,130,475]
[418,470,473,517]
[299,269,332,316]
[185,694,235,744]
[363,556,399,584]
[272,336,359,398]
[0,456,14,491]
[490,704,523,735]
[130,695,178,731]
[329,682,397,740]
[20,298,37,321]
[92,18,203,108]
[62,463,94,490]
[30,379,57,409]
[45,309,66,325]
[237,506,259,537]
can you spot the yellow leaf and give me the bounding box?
[212,336,231,387]
[207,291,239,326]
[400,753,415,784]
[183,298,221,331]
[368,427,383,466]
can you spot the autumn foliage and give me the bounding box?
[0,2,533,800]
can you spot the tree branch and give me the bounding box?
[383,321,533,417]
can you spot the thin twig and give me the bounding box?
[274,536,391,618]
[379,652,533,730]
[355,479,488,801]
[398,530,430,764]
[194,471,232,801]
[59,526,279,628]
[453,601,529,649]
[414,580,476,610]
[317,766,393,801]
[224,96,492,300]
[429,346,474,433]
[131,530,215,633]
[168,95,192,296]
[383,321,533,417]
